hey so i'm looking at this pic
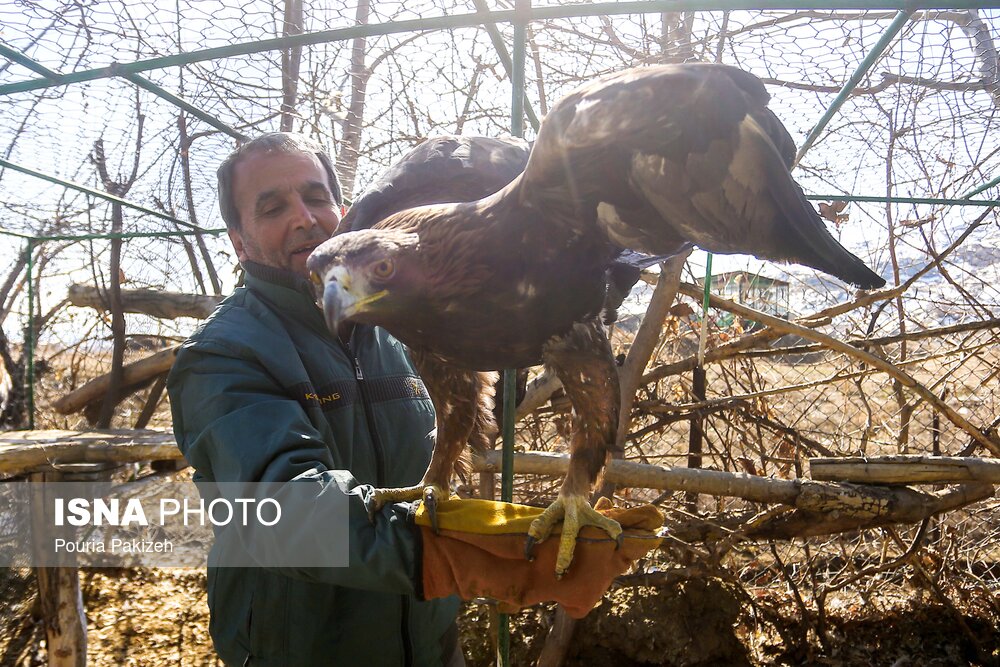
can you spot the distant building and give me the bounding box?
[699,271,790,326]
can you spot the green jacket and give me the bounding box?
[167,262,459,667]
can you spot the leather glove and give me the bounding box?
[415,497,663,618]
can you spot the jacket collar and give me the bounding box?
[241,261,329,333]
[242,260,314,296]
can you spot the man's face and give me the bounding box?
[228,149,341,278]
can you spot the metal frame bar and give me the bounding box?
[470,0,541,132]
[0,157,207,231]
[498,2,529,663]
[0,43,246,141]
[3,0,1000,433]
[3,2,999,201]
[794,9,914,165]
[807,193,1000,206]
[25,239,35,429]
[2,2,997,97]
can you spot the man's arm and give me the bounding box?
[168,344,421,594]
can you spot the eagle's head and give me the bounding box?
[307,228,421,333]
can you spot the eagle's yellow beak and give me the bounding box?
[320,267,388,332]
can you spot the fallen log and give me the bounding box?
[52,346,178,415]
[666,482,994,543]
[0,429,183,476]
[68,284,223,320]
[810,455,1000,484]
[0,432,993,545]
[477,450,800,504]
[1,431,993,526]
[475,451,994,525]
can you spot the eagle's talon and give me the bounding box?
[423,485,446,534]
[524,535,537,562]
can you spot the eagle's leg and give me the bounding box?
[369,353,497,532]
[527,320,622,576]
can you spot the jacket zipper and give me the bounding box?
[340,336,413,666]
[339,338,387,487]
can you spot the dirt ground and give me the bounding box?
[2,567,998,666]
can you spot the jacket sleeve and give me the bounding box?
[167,341,421,595]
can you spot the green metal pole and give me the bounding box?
[470,0,540,132]
[500,0,527,508]
[794,9,913,166]
[8,2,993,98]
[0,157,204,230]
[121,73,247,140]
[806,193,1000,207]
[0,43,245,140]
[960,173,1000,200]
[498,4,528,665]
[25,239,35,430]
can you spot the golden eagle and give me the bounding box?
[308,63,885,576]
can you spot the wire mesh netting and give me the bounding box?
[1,0,1000,662]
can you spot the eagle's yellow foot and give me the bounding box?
[368,484,450,532]
[526,493,623,577]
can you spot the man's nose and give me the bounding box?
[290,195,317,228]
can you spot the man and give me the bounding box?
[167,132,464,666]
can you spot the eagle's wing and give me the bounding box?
[341,135,530,232]
[517,63,884,289]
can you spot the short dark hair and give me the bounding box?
[217,132,343,230]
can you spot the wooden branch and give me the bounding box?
[52,347,178,415]
[742,484,994,540]
[477,450,790,505]
[600,254,689,502]
[68,284,223,320]
[668,483,994,543]
[0,429,183,477]
[30,473,87,666]
[474,450,994,521]
[615,254,688,454]
[641,327,779,384]
[640,282,909,385]
[676,282,1000,456]
[810,455,1000,484]
[1,433,991,548]
[720,317,1000,360]
[515,369,562,420]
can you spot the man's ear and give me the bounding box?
[228,227,247,262]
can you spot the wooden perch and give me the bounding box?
[68,284,223,320]
[473,450,994,523]
[52,347,178,415]
[0,429,183,477]
[0,432,991,544]
[810,455,1000,484]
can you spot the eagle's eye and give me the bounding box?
[309,271,322,286]
[371,259,395,281]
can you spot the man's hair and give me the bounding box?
[217,132,344,230]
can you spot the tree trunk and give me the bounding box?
[280,0,304,132]
[336,0,372,199]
